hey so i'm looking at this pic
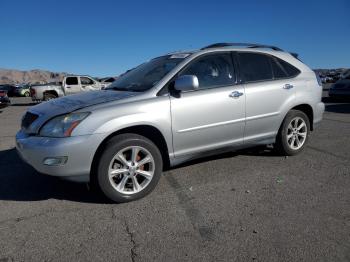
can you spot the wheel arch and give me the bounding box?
[90,124,170,182]
[43,90,59,98]
[290,104,314,131]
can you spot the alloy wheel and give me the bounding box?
[286,117,307,150]
[108,146,155,195]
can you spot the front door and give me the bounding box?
[80,77,100,91]
[170,52,245,157]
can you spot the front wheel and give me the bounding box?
[96,134,163,203]
[275,110,310,156]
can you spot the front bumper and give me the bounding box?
[16,130,106,182]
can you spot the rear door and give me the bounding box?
[170,52,245,157]
[237,52,298,143]
[64,77,80,95]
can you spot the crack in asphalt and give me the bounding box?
[111,208,138,262]
[123,219,138,262]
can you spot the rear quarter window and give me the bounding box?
[275,57,301,78]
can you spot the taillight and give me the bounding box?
[30,88,35,96]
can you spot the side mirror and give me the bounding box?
[174,75,199,92]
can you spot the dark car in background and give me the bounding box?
[0,90,11,109]
[0,84,16,97]
[329,71,350,99]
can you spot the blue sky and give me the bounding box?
[0,0,349,76]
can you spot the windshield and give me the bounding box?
[107,54,190,92]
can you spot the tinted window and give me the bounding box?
[271,58,289,79]
[66,77,78,85]
[238,53,273,82]
[277,58,300,77]
[80,77,94,85]
[180,53,234,89]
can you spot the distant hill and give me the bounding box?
[0,69,69,85]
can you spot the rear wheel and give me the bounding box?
[96,134,163,203]
[43,93,57,101]
[275,110,310,156]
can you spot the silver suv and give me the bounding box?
[16,43,325,203]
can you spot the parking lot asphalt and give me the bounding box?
[0,93,349,262]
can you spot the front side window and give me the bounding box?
[80,77,94,85]
[180,53,235,90]
[66,77,78,85]
[238,52,273,82]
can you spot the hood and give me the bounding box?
[25,90,138,134]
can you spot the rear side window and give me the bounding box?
[180,53,235,90]
[237,53,273,82]
[66,77,78,85]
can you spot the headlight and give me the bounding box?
[40,112,90,137]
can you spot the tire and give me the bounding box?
[24,92,30,97]
[43,93,57,101]
[96,133,163,203]
[275,110,310,156]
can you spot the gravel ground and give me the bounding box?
[0,90,349,262]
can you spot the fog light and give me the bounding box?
[43,156,68,166]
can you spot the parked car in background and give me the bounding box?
[16,42,324,203]
[0,85,16,97]
[0,90,11,109]
[329,71,350,98]
[31,76,104,101]
[30,82,62,101]
[14,84,31,97]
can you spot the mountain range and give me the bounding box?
[0,69,68,85]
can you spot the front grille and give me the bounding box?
[22,112,39,129]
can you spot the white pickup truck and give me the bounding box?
[31,75,106,101]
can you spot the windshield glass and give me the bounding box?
[107,54,190,92]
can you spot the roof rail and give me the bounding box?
[201,43,283,51]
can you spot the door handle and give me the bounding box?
[229,91,244,98]
[283,84,294,90]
